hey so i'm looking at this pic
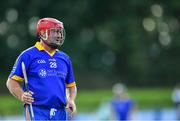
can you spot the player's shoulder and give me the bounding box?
[56,50,70,60]
[19,46,37,57]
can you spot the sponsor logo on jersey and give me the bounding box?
[38,68,47,78]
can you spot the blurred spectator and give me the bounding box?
[172,83,180,120]
[110,83,136,121]
[97,101,111,120]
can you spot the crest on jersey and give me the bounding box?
[38,68,47,78]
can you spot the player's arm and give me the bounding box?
[68,85,77,101]
[6,78,34,104]
[66,85,77,115]
[66,58,77,116]
[6,78,24,101]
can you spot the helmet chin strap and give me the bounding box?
[48,43,59,49]
[40,29,48,40]
[42,39,59,49]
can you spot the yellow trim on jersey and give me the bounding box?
[11,75,24,82]
[35,42,58,56]
[66,82,76,88]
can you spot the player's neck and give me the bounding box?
[40,41,55,53]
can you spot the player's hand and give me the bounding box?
[66,99,77,118]
[21,91,34,104]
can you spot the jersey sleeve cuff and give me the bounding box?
[11,75,24,82]
[66,82,76,88]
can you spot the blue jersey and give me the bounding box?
[9,42,76,108]
[111,98,134,120]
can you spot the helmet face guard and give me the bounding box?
[48,28,66,48]
[39,28,65,49]
[37,18,66,49]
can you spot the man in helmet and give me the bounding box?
[6,18,77,120]
[37,17,65,49]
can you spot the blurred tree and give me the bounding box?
[0,0,180,92]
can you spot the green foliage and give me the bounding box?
[0,88,173,115]
[0,0,180,91]
[0,95,23,116]
[76,90,113,112]
[130,88,173,108]
[76,88,173,112]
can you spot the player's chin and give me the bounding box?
[55,39,61,44]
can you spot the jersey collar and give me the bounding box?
[35,42,58,56]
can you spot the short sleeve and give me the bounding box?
[9,52,30,82]
[66,58,76,88]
